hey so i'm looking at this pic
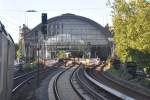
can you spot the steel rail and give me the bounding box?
[12,66,57,94]
[76,67,107,100]
[13,66,51,80]
[13,68,47,88]
[85,66,150,100]
[102,73,150,98]
[12,76,34,94]
[69,65,85,100]
[14,70,38,80]
[13,62,59,80]
[53,67,71,100]
[85,68,135,100]
[101,71,150,99]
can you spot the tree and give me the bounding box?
[112,0,150,72]
[56,50,66,59]
[15,43,19,59]
[17,38,26,61]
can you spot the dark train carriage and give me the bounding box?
[0,21,15,100]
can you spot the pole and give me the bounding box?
[44,42,46,68]
[37,32,40,87]
[37,46,39,87]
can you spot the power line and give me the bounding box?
[0,8,110,13]
[0,16,20,26]
[0,17,18,29]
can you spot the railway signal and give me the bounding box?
[41,13,47,40]
[41,13,47,69]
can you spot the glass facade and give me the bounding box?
[46,19,107,46]
[25,14,111,60]
[44,18,109,59]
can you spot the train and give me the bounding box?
[0,21,15,100]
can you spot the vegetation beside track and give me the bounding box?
[106,65,150,89]
[19,60,44,73]
[23,62,37,72]
[107,67,133,80]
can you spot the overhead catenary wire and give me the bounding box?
[0,16,20,26]
[0,8,110,13]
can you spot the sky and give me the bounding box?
[0,0,113,43]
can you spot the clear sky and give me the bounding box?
[0,0,112,43]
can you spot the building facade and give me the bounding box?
[23,13,112,60]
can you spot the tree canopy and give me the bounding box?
[112,0,150,70]
[17,38,26,60]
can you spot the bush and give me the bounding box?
[141,79,150,89]
[56,50,66,59]
[126,61,137,77]
[108,67,122,77]
[108,67,133,80]
[113,59,121,69]
[23,62,37,72]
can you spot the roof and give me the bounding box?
[25,13,111,37]
[0,21,14,44]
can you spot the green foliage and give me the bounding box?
[140,79,150,88]
[112,0,150,69]
[23,62,37,72]
[128,48,150,68]
[108,67,123,76]
[56,50,66,59]
[15,43,19,51]
[15,43,19,59]
[107,67,133,80]
[17,39,26,59]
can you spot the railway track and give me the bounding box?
[52,65,82,100]
[52,64,120,100]
[69,64,85,100]
[13,68,44,93]
[12,64,60,94]
[86,67,150,100]
[50,63,150,100]
[73,65,120,100]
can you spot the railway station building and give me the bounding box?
[22,13,112,61]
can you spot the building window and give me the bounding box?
[52,31,55,36]
[55,24,57,29]
[57,24,59,29]
[57,31,59,35]
[48,25,51,35]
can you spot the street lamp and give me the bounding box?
[25,10,39,87]
[25,10,38,26]
[25,10,37,12]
